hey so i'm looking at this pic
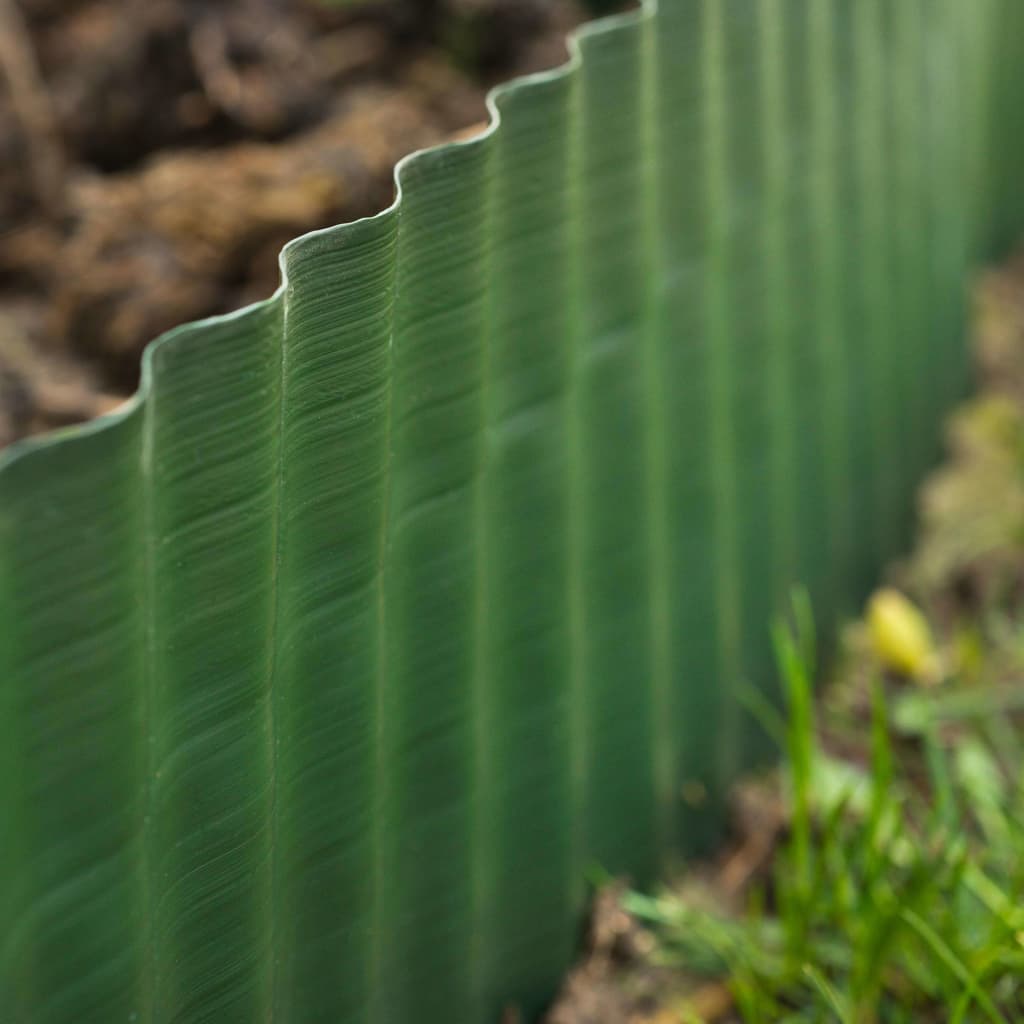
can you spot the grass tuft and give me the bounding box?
[625,591,1024,1023]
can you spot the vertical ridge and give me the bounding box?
[888,0,925,538]
[721,0,780,768]
[808,0,852,615]
[575,12,659,880]
[759,0,798,610]
[639,6,678,853]
[564,56,589,898]
[853,0,896,565]
[702,0,743,787]
[957,1,996,291]
[138,389,156,1024]
[0,487,24,1008]
[369,232,397,1024]
[469,124,496,1022]
[830,0,877,600]
[379,136,492,1023]
[790,0,842,610]
[275,214,399,1024]
[992,0,1024,243]
[0,415,154,1023]
[903,0,931,485]
[925,0,970,416]
[265,295,285,1023]
[653,0,727,852]
[481,67,581,1014]
[967,0,1001,256]
[145,304,281,1023]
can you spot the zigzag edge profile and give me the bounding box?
[0,0,656,480]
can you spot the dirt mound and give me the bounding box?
[0,0,586,446]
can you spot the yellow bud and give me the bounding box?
[867,588,939,683]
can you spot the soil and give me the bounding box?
[0,0,589,448]
[540,783,784,1024]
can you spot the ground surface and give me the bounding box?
[0,0,588,447]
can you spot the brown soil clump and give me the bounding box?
[0,0,586,447]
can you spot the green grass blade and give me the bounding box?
[901,909,1009,1024]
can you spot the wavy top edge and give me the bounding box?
[0,0,657,480]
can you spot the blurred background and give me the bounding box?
[0,0,615,448]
